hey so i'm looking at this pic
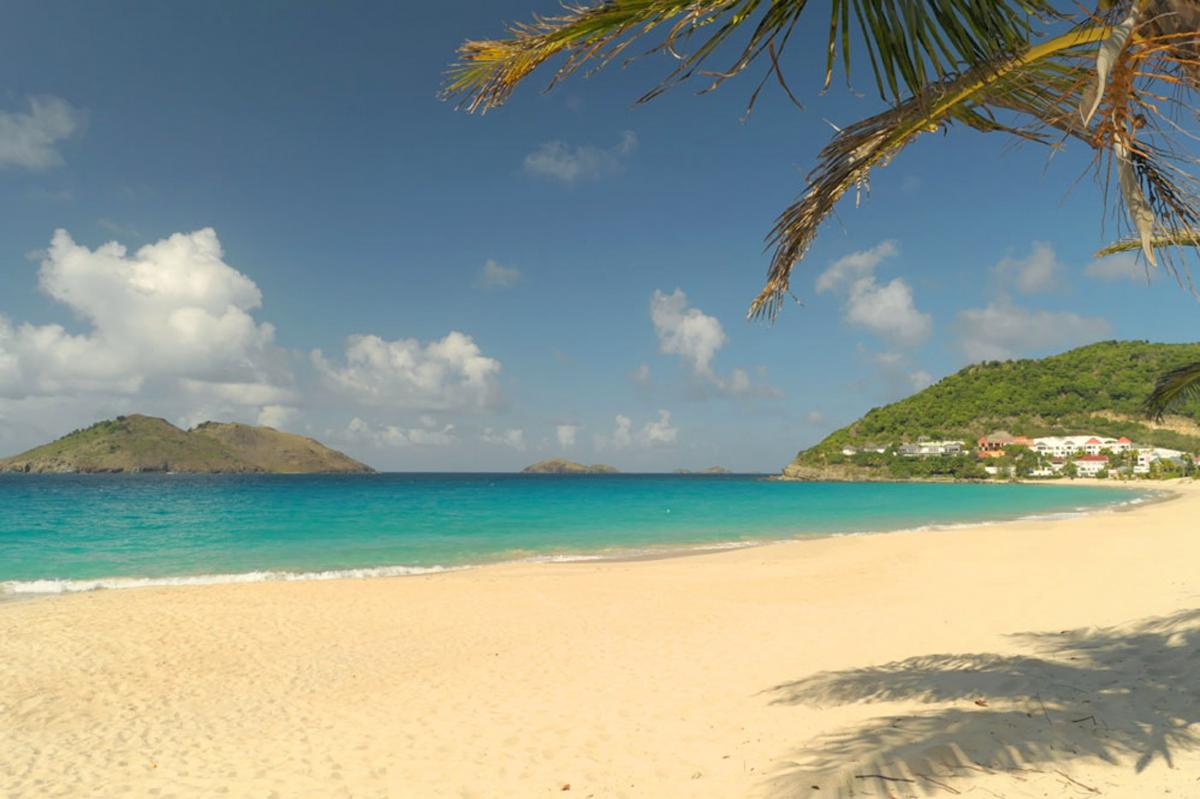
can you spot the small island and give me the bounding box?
[522,458,619,474]
[673,466,732,474]
[0,414,373,474]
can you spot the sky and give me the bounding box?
[1,2,1198,472]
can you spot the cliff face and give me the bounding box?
[0,415,373,474]
[522,459,619,474]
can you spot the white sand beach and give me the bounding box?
[4,480,1200,798]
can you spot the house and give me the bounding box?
[901,440,966,458]
[1073,454,1110,477]
[977,432,1033,458]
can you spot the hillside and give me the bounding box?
[0,415,373,474]
[786,341,1200,480]
[522,459,619,474]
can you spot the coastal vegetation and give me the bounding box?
[786,341,1200,480]
[0,414,373,474]
[522,458,619,474]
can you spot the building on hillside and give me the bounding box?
[1073,454,1110,477]
[899,440,966,458]
[1032,435,1132,457]
[977,432,1033,458]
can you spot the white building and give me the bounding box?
[1073,454,1110,477]
[1032,435,1132,458]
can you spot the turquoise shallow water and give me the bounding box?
[0,473,1148,595]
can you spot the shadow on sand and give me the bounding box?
[763,608,1200,797]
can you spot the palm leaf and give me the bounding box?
[749,26,1108,319]
[443,0,1062,113]
[1145,361,1200,420]
[1095,232,1200,258]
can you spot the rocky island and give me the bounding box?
[522,459,619,474]
[0,414,373,474]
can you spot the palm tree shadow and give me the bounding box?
[763,608,1200,797]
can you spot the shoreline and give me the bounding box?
[0,479,1159,601]
[6,479,1200,798]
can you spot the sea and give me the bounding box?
[0,473,1151,597]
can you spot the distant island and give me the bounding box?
[0,414,373,474]
[522,459,619,474]
[673,467,732,474]
[783,341,1200,482]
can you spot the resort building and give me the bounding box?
[1032,435,1132,457]
[1073,454,1110,477]
[899,440,966,458]
[977,432,1033,458]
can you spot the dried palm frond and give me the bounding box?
[1096,231,1200,257]
[443,0,1062,113]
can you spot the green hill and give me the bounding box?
[0,414,373,474]
[786,340,1200,480]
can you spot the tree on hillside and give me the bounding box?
[445,1,1200,322]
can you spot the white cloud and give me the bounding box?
[815,240,898,294]
[994,242,1062,294]
[651,288,726,379]
[1084,252,1146,282]
[524,130,637,183]
[475,258,521,289]
[482,427,526,451]
[630,362,651,386]
[313,331,501,412]
[649,288,781,398]
[953,301,1112,362]
[257,404,299,430]
[845,276,932,347]
[640,410,678,446]
[344,416,458,448]
[594,410,677,450]
[0,228,288,402]
[805,410,826,425]
[556,424,579,448]
[816,242,931,348]
[0,97,84,170]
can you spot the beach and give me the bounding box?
[3,479,1199,798]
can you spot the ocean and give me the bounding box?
[0,473,1148,596]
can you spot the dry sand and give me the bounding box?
[4,480,1200,798]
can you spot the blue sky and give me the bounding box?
[1,1,1197,471]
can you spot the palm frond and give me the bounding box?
[443,0,1062,113]
[1145,360,1200,420]
[1095,232,1200,258]
[749,26,1108,320]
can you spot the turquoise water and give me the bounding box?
[0,474,1147,595]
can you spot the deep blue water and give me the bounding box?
[0,473,1147,595]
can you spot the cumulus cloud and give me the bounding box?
[524,130,637,183]
[816,242,931,348]
[482,427,526,451]
[953,301,1112,362]
[0,97,85,170]
[556,424,579,448]
[594,410,677,450]
[313,331,502,412]
[1084,252,1146,282]
[993,242,1063,294]
[650,288,780,398]
[0,228,288,402]
[651,288,726,379]
[475,258,521,289]
[257,404,299,430]
[815,240,899,294]
[344,416,458,448]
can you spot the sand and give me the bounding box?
[4,480,1200,798]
